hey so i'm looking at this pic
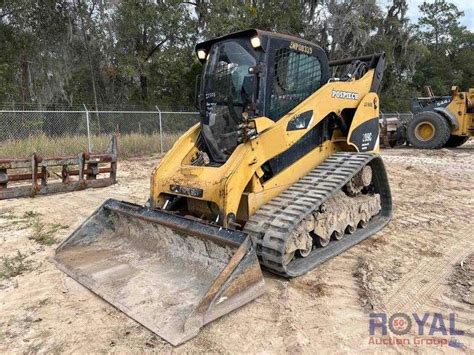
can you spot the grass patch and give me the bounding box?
[24,211,40,218]
[0,210,17,220]
[0,210,38,230]
[1,210,67,244]
[2,210,43,230]
[29,219,68,246]
[0,132,182,159]
[0,251,32,280]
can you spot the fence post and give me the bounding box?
[83,104,92,153]
[155,105,163,154]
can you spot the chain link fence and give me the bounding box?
[0,108,415,159]
[0,107,200,159]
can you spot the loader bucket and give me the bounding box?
[54,199,265,345]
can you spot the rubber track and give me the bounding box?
[244,152,392,277]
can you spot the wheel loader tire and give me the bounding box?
[407,111,451,149]
[444,135,470,148]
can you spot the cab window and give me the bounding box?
[269,48,322,120]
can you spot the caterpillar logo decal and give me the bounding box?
[331,90,359,100]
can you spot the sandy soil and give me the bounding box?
[0,144,473,354]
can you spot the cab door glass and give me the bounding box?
[269,48,322,120]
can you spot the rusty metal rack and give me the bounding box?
[0,136,117,200]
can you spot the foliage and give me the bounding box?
[417,0,464,51]
[29,219,68,246]
[0,251,31,280]
[0,0,472,111]
[413,0,473,95]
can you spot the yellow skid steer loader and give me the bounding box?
[55,29,392,345]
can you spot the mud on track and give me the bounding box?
[1,143,473,353]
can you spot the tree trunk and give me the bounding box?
[140,74,148,101]
[75,0,100,114]
[20,54,31,103]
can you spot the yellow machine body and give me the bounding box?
[407,85,473,149]
[55,29,391,346]
[151,72,380,227]
[446,86,474,137]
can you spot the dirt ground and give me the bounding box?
[1,143,473,354]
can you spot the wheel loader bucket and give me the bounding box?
[54,199,265,346]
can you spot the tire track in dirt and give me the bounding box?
[376,147,474,351]
[382,148,473,316]
[348,147,472,351]
[383,224,473,314]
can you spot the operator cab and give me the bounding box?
[195,29,330,163]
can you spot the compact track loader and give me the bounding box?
[55,29,392,345]
[407,86,474,148]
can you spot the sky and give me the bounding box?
[380,0,474,31]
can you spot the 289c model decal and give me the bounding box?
[349,118,379,152]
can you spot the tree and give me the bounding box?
[367,0,424,111]
[0,0,471,110]
[414,0,473,95]
[113,0,194,104]
[0,0,74,106]
[417,0,464,52]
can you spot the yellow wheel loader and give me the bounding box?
[407,86,474,148]
[54,29,392,345]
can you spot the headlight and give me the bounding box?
[250,36,261,48]
[197,49,207,60]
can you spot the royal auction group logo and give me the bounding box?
[368,312,464,348]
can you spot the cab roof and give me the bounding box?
[195,29,324,54]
